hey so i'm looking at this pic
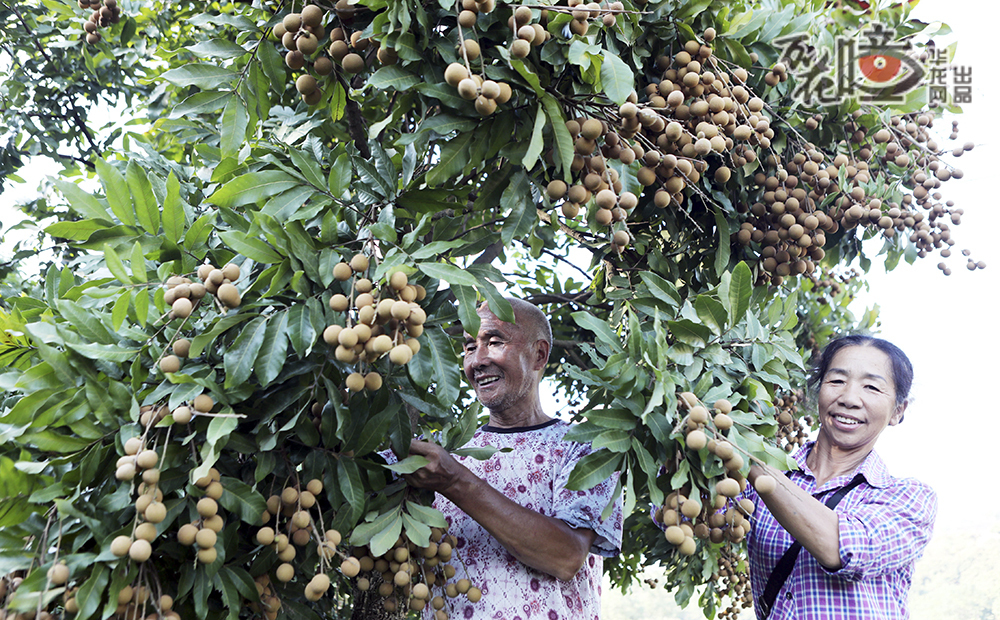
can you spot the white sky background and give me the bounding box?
[852,0,1000,527]
[1,0,996,528]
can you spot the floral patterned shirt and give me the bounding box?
[431,418,623,620]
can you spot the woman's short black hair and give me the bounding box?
[807,334,914,407]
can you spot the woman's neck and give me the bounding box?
[807,438,871,487]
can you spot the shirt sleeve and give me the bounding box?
[551,442,624,557]
[826,477,938,581]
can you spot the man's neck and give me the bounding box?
[487,401,551,429]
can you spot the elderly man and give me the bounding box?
[405,298,623,620]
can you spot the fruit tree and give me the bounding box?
[0,0,979,619]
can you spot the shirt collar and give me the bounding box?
[792,441,894,490]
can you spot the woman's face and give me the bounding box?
[817,345,906,455]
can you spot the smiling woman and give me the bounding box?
[743,335,937,620]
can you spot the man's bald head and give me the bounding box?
[477,298,552,361]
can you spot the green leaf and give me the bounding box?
[366,66,422,91]
[224,317,267,389]
[170,90,233,119]
[103,245,132,284]
[95,159,134,226]
[186,38,249,59]
[522,104,546,171]
[162,171,185,244]
[51,179,109,221]
[500,171,536,246]
[405,501,447,529]
[368,512,403,558]
[728,261,753,327]
[74,564,109,620]
[713,208,731,277]
[639,272,682,308]
[694,295,728,336]
[128,241,146,284]
[417,261,480,288]
[208,171,300,208]
[572,311,624,354]
[565,450,623,491]
[540,94,574,178]
[218,230,284,264]
[600,51,634,105]
[424,327,460,408]
[383,455,429,474]
[452,284,480,339]
[667,319,712,347]
[44,219,106,241]
[255,312,289,386]
[285,304,316,357]
[220,96,249,160]
[127,161,159,235]
[161,64,236,89]
[218,477,268,524]
[426,131,474,186]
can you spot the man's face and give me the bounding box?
[462,308,543,415]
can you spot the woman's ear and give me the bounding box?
[890,400,908,426]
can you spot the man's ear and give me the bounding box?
[533,339,551,372]
[890,400,908,426]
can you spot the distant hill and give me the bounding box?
[601,520,1000,620]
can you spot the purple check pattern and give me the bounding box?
[746,442,937,619]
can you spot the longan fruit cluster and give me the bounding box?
[711,549,753,620]
[78,0,120,45]
[506,4,549,59]
[324,255,428,390]
[654,394,754,556]
[772,390,809,452]
[342,527,481,617]
[161,262,240,326]
[249,574,282,620]
[443,63,513,117]
[176,468,227,565]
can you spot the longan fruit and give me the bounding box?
[144,501,167,523]
[136,449,158,469]
[340,557,361,577]
[222,263,241,281]
[686,429,707,450]
[135,522,158,542]
[389,344,413,365]
[177,524,199,546]
[217,283,241,307]
[444,62,469,87]
[664,525,685,545]
[257,527,276,546]
[467,586,482,603]
[205,480,224,500]
[714,413,733,430]
[716,477,741,498]
[48,562,70,585]
[193,394,214,412]
[350,253,369,272]
[196,528,217,549]
[172,298,193,319]
[341,53,365,73]
[364,371,383,391]
[173,338,191,358]
[198,547,218,564]
[197,497,219,518]
[456,578,471,594]
[389,271,408,290]
[754,474,777,496]
[129,539,153,562]
[111,535,133,557]
[124,436,142,455]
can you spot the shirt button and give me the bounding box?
[785,592,793,600]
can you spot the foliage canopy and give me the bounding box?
[0,0,973,618]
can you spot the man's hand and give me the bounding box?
[401,438,597,582]
[402,439,469,495]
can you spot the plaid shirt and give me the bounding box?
[745,442,937,620]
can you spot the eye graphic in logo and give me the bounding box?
[856,49,924,99]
